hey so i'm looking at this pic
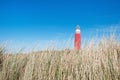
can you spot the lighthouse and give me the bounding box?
[74,25,81,50]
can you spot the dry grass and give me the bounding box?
[0,35,120,80]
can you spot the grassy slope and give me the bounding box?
[0,35,120,80]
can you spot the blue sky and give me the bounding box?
[0,0,120,51]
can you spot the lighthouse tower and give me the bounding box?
[74,25,81,50]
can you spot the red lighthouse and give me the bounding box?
[74,25,81,50]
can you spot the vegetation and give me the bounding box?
[0,35,120,80]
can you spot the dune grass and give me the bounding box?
[0,35,120,80]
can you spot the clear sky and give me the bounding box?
[0,0,120,51]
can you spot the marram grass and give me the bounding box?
[0,35,120,80]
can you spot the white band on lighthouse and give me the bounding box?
[76,25,81,33]
[76,29,80,33]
